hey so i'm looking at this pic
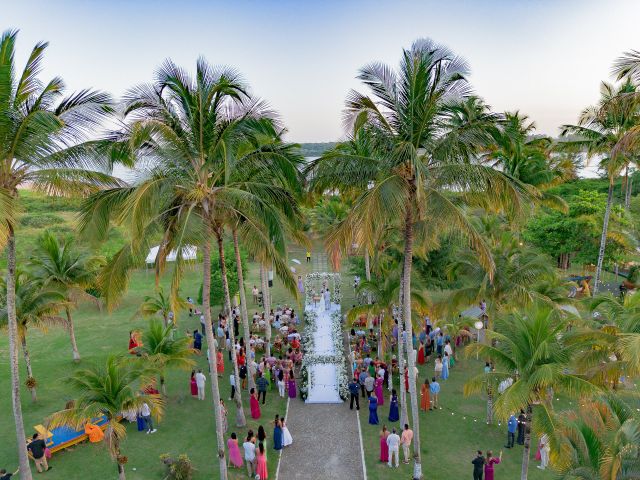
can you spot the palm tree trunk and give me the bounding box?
[215,229,246,428]
[486,387,493,425]
[364,249,372,304]
[398,267,408,428]
[402,201,422,479]
[5,227,32,479]
[65,306,81,361]
[521,405,532,480]
[260,264,272,357]
[202,216,228,480]
[233,229,256,390]
[593,180,614,295]
[21,336,37,403]
[625,169,633,209]
[113,438,126,480]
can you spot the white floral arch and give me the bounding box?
[304,272,342,305]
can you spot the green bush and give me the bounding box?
[20,213,65,228]
[160,453,195,480]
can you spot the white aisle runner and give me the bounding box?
[305,300,342,404]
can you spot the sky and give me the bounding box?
[4,0,640,146]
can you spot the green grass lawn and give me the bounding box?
[0,257,304,480]
[359,355,555,480]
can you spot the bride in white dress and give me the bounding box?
[282,419,293,447]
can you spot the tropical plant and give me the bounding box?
[49,355,164,480]
[561,79,640,293]
[465,305,600,480]
[348,269,427,355]
[448,231,562,324]
[566,292,640,386]
[78,58,301,479]
[484,111,575,204]
[30,230,103,360]
[0,269,67,402]
[553,394,640,480]
[134,319,195,395]
[0,29,117,479]
[137,287,185,328]
[308,39,535,478]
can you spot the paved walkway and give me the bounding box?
[278,316,365,479]
[277,398,364,480]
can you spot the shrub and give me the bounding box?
[160,453,195,480]
[20,213,65,228]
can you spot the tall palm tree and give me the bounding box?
[49,355,164,480]
[0,269,67,402]
[553,394,640,480]
[134,319,195,395]
[561,79,640,294]
[308,39,534,478]
[0,30,117,478]
[30,230,103,361]
[465,306,600,480]
[79,59,299,480]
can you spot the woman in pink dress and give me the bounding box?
[190,370,198,397]
[374,375,384,406]
[227,432,243,468]
[256,442,268,479]
[484,450,502,480]
[250,388,261,419]
[379,425,389,462]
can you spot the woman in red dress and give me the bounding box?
[216,351,224,376]
[417,342,425,365]
[379,425,389,462]
[250,387,261,419]
[128,331,138,354]
[190,370,198,397]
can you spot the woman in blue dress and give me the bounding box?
[442,352,450,380]
[368,395,379,425]
[273,416,284,450]
[388,388,399,422]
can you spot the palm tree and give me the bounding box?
[0,30,116,479]
[134,319,195,395]
[49,355,164,480]
[30,230,103,361]
[448,232,562,325]
[561,79,640,294]
[483,111,574,209]
[308,40,533,478]
[0,270,67,402]
[566,292,640,386]
[465,306,600,480]
[136,287,185,328]
[553,394,640,480]
[79,59,299,480]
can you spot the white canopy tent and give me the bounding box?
[145,245,198,265]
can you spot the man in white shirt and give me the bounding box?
[195,369,206,400]
[140,402,156,434]
[386,428,401,468]
[444,340,453,358]
[243,434,256,477]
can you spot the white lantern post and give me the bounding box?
[474,320,484,360]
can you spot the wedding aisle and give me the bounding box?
[304,300,343,403]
